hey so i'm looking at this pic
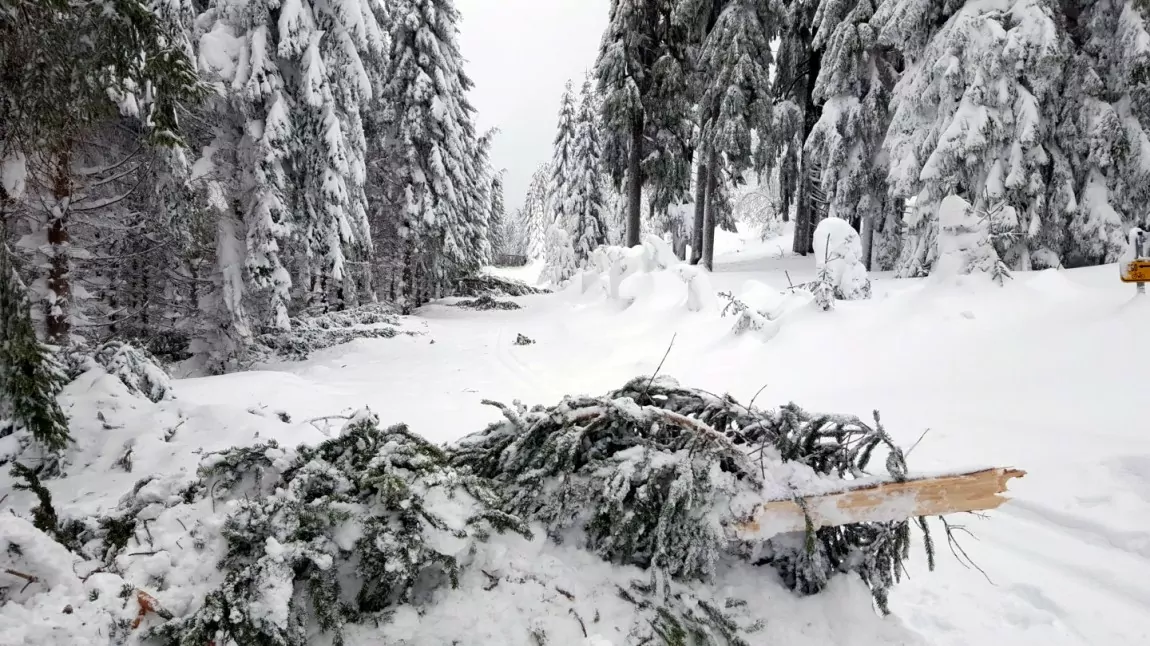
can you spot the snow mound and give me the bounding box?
[813,217,871,303]
[580,236,720,313]
[933,195,1007,284]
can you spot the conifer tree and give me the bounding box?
[769,0,823,257]
[523,164,554,260]
[878,0,1070,276]
[804,0,896,270]
[0,0,200,343]
[1058,0,1150,266]
[687,0,776,269]
[550,81,579,230]
[0,241,70,452]
[596,0,691,248]
[383,0,488,302]
[569,79,611,261]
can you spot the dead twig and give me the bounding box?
[3,568,39,593]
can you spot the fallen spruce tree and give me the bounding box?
[3,377,1021,645]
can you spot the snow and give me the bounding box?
[1,151,27,200]
[4,229,1150,644]
[813,216,871,300]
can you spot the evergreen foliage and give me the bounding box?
[450,375,933,612]
[152,411,532,646]
[0,243,70,452]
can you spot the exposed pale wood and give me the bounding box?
[734,467,1026,541]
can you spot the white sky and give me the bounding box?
[455,0,611,214]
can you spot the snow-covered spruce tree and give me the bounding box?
[523,163,554,261]
[766,0,823,256]
[596,0,693,248]
[682,0,777,270]
[540,225,579,286]
[488,171,508,256]
[382,0,488,306]
[550,80,579,232]
[0,242,70,452]
[1057,0,1150,267]
[568,78,612,262]
[804,0,897,270]
[877,0,1070,277]
[0,0,200,344]
[151,411,530,646]
[450,376,933,614]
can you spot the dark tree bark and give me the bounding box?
[626,114,644,248]
[46,146,72,344]
[702,152,719,270]
[792,25,823,257]
[690,158,707,264]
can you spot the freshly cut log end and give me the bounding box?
[734,467,1026,541]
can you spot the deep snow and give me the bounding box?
[4,224,1150,645]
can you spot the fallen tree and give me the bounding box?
[2,376,1022,645]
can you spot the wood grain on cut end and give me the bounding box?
[734,467,1026,541]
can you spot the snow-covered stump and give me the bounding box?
[812,217,871,310]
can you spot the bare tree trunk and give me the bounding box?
[702,152,719,271]
[860,213,875,271]
[626,115,644,248]
[690,158,707,265]
[46,146,73,344]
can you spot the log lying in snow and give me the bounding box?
[735,467,1026,541]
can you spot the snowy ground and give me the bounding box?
[5,225,1150,645]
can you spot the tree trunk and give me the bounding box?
[626,115,644,248]
[46,147,72,345]
[791,32,823,257]
[690,158,707,265]
[734,467,1026,541]
[702,152,719,271]
[860,213,875,271]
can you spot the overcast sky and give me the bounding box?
[454,0,611,214]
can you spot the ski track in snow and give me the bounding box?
[15,228,1149,645]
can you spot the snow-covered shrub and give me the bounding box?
[151,411,531,646]
[541,225,579,287]
[812,217,871,304]
[75,341,173,403]
[675,265,718,312]
[933,195,1010,284]
[718,283,815,339]
[451,376,931,613]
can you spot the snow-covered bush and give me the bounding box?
[812,217,871,304]
[541,225,579,287]
[451,376,931,613]
[151,411,531,646]
[933,195,1010,284]
[67,341,173,403]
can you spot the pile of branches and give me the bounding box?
[453,274,549,298]
[256,303,420,361]
[453,295,522,311]
[450,375,931,614]
[152,412,531,646]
